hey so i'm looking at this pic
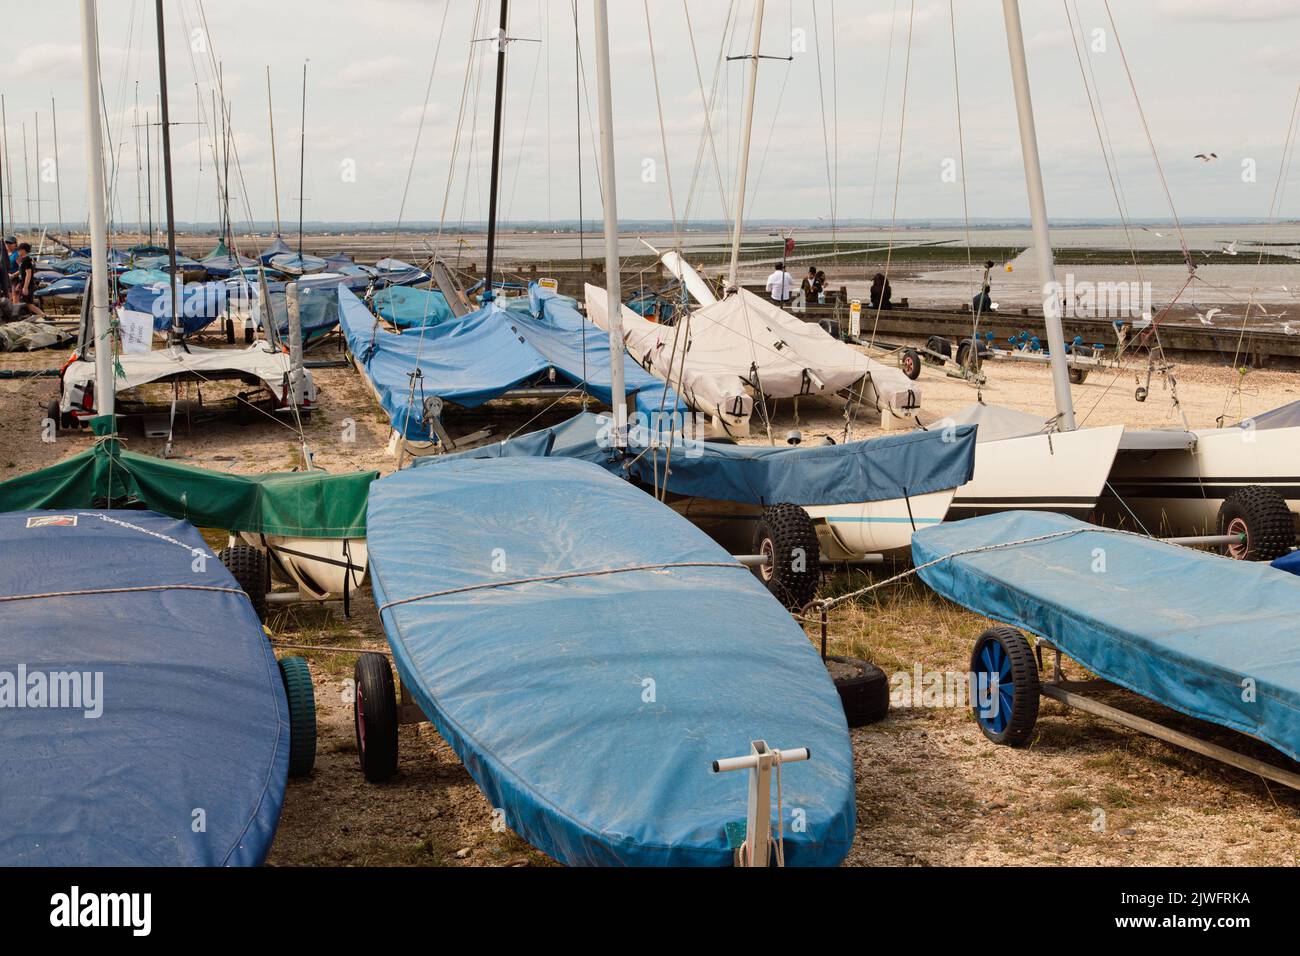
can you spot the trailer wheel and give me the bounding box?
[244,323,255,344]
[900,348,922,381]
[956,340,982,372]
[826,655,889,727]
[44,398,60,434]
[355,652,399,783]
[970,626,1040,747]
[752,503,820,610]
[1135,386,1148,403]
[926,335,952,361]
[218,545,269,621]
[277,656,317,777]
[1068,367,1089,385]
[224,318,236,344]
[1218,486,1295,562]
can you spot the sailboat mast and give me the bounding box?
[482,0,509,303]
[79,0,115,417]
[1,95,12,228]
[297,61,307,261]
[1002,0,1076,430]
[726,0,766,292]
[52,98,66,236]
[154,0,183,339]
[592,0,627,443]
[267,66,282,237]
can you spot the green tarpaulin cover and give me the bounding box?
[0,417,376,538]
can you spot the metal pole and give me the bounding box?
[52,98,65,235]
[22,122,31,228]
[1,95,12,228]
[726,0,766,292]
[34,113,43,230]
[1002,0,1075,429]
[79,0,115,418]
[592,0,627,443]
[133,84,143,241]
[266,65,282,237]
[297,61,307,262]
[285,282,305,405]
[154,0,183,341]
[482,0,509,303]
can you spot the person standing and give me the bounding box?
[869,272,893,310]
[11,243,46,317]
[765,261,794,308]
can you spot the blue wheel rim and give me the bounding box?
[975,638,1014,734]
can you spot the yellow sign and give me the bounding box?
[849,299,862,339]
[538,277,560,293]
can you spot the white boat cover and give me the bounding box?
[660,250,719,305]
[585,283,919,423]
[61,344,316,403]
[940,403,1057,443]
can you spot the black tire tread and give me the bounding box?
[218,545,269,622]
[970,626,1040,747]
[278,656,317,777]
[753,503,821,609]
[1218,485,1295,562]
[355,652,399,783]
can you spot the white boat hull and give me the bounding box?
[240,533,369,602]
[947,425,1125,521]
[1104,425,1300,536]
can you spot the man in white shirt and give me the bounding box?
[765,262,794,308]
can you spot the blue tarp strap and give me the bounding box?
[379,560,750,613]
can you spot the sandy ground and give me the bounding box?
[3,320,1299,867]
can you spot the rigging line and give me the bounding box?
[744,53,793,219]
[644,0,681,237]
[865,0,915,353]
[503,7,546,224]
[681,0,738,229]
[1069,0,1142,287]
[947,0,974,310]
[812,1,836,242]
[1220,81,1300,424]
[387,0,452,264]
[866,0,899,265]
[1101,1,1193,272]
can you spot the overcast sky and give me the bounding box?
[1,0,1298,231]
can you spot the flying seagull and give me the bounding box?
[1194,153,1218,162]
[1196,308,1222,326]
[1221,240,1239,256]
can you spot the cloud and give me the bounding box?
[1155,0,1300,21]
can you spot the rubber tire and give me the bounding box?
[970,626,1040,747]
[218,545,269,622]
[244,324,255,345]
[826,655,889,727]
[355,652,399,783]
[45,398,60,435]
[1135,386,1148,403]
[224,318,236,344]
[901,348,921,381]
[956,340,982,372]
[1068,367,1088,385]
[926,335,952,360]
[278,656,317,777]
[752,503,820,610]
[1217,485,1295,562]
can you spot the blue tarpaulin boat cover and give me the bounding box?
[339,284,683,440]
[913,511,1300,762]
[428,411,978,507]
[124,281,230,334]
[0,509,289,865]
[367,457,855,866]
[372,285,454,329]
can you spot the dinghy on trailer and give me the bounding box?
[912,511,1300,788]
[0,509,315,864]
[358,456,856,865]
[427,410,977,607]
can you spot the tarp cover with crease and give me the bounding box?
[426,411,977,507]
[0,419,375,537]
[913,510,1300,762]
[338,284,681,441]
[0,509,288,864]
[367,456,855,866]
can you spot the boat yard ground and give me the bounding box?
[3,302,1300,867]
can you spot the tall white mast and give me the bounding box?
[592,0,627,446]
[1003,0,1076,430]
[79,0,114,418]
[726,0,766,292]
